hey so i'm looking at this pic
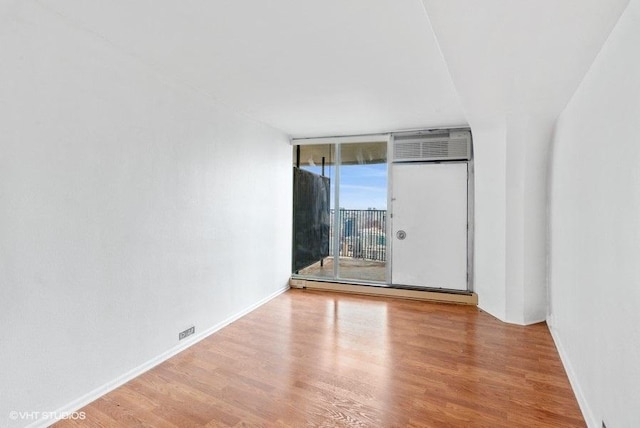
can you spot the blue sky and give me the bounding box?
[302,163,387,210]
[339,163,387,210]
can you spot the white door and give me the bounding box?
[391,162,468,291]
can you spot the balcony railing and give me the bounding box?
[329,209,387,262]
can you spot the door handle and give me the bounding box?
[396,230,407,240]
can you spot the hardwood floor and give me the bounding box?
[55,289,584,427]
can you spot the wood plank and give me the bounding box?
[54,289,584,427]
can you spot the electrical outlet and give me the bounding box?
[179,326,195,341]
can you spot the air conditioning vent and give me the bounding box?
[393,130,471,162]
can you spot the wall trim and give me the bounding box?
[27,284,290,428]
[547,320,596,428]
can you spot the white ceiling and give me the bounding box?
[421,0,630,127]
[36,0,466,137]
[28,0,631,137]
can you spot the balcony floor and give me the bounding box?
[298,257,386,283]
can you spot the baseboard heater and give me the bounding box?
[289,278,478,305]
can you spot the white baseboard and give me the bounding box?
[27,285,289,428]
[547,319,597,428]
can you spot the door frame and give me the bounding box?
[291,133,392,284]
[291,129,474,293]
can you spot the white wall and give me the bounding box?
[0,3,292,427]
[505,115,554,325]
[424,0,629,326]
[472,125,507,320]
[548,0,640,426]
[472,117,551,325]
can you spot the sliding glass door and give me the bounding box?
[293,140,388,284]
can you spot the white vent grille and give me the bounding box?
[393,131,471,162]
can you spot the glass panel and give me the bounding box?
[293,144,336,279]
[337,142,388,282]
